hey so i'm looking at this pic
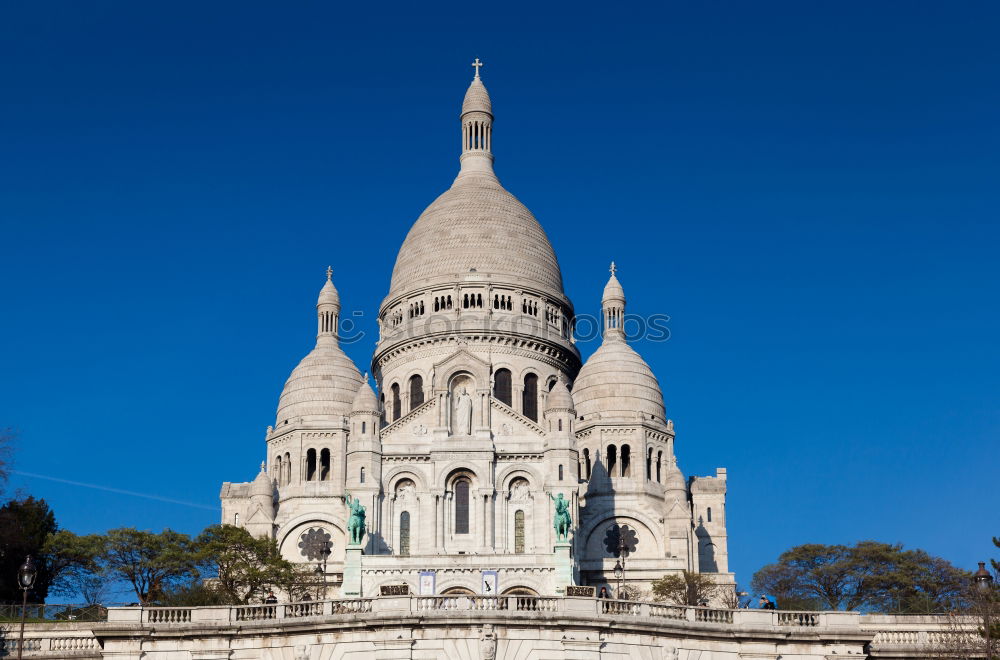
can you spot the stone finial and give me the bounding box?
[260,461,266,473]
[326,265,333,281]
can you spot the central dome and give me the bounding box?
[387,176,565,299]
[384,70,566,304]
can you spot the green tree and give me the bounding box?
[752,541,969,612]
[43,530,107,604]
[195,525,299,604]
[650,570,721,606]
[101,528,198,604]
[0,496,57,602]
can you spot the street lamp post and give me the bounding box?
[974,561,994,660]
[614,533,628,599]
[314,546,331,600]
[16,555,37,660]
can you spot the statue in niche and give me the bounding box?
[509,478,530,502]
[395,480,416,502]
[454,387,473,435]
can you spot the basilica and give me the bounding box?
[221,64,733,599]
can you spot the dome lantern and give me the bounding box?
[317,266,341,344]
[602,262,626,340]
[458,58,495,180]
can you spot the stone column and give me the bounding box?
[554,541,572,595]
[342,545,362,597]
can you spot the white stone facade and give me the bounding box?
[221,66,732,599]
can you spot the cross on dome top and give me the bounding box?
[610,261,617,276]
[471,58,483,78]
[326,266,333,281]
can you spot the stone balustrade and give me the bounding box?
[111,595,858,629]
[6,598,982,659]
[0,623,101,658]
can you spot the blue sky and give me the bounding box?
[1,1,998,595]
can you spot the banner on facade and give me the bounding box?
[419,571,436,595]
[481,570,499,595]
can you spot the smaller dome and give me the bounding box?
[546,379,575,412]
[663,459,686,492]
[251,464,273,497]
[462,76,492,116]
[318,277,340,308]
[351,376,379,414]
[275,343,364,424]
[573,337,666,423]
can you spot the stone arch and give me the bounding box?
[278,517,346,564]
[439,584,477,596]
[521,371,540,422]
[438,462,483,489]
[390,381,402,421]
[496,464,543,492]
[501,585,539,596]
[579,511,665,560]
[491,364,514,407]
[384,466,429,493]
[431,348,490,391]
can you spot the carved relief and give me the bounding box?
[508,478,531,502]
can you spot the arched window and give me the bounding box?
[607,445,617,476]
[494,369,512,406]
[558,464,564,481]
[522,373,538,421]
[558,418,563,431]
[454,479,470,534]
[320,448,331,481]
[306,449,317,481]
[409,374,424,409]
[514,510,525,554]
[656,451,663,483]
[391,383,401,421]
[707,507,712,523]
[274,456,282,483]
[234,513,239,526]
[284,452,291,485]
[361,421,366,434]
[360,467,366,484]
[621,444,631,477]
[646,447,653,481]
[399,511,411,556]
[583,448,592,480]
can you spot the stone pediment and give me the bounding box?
[491,399,545,440]
[381,398,437,444]
[431,348,491,389]
[244,504,270,524]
